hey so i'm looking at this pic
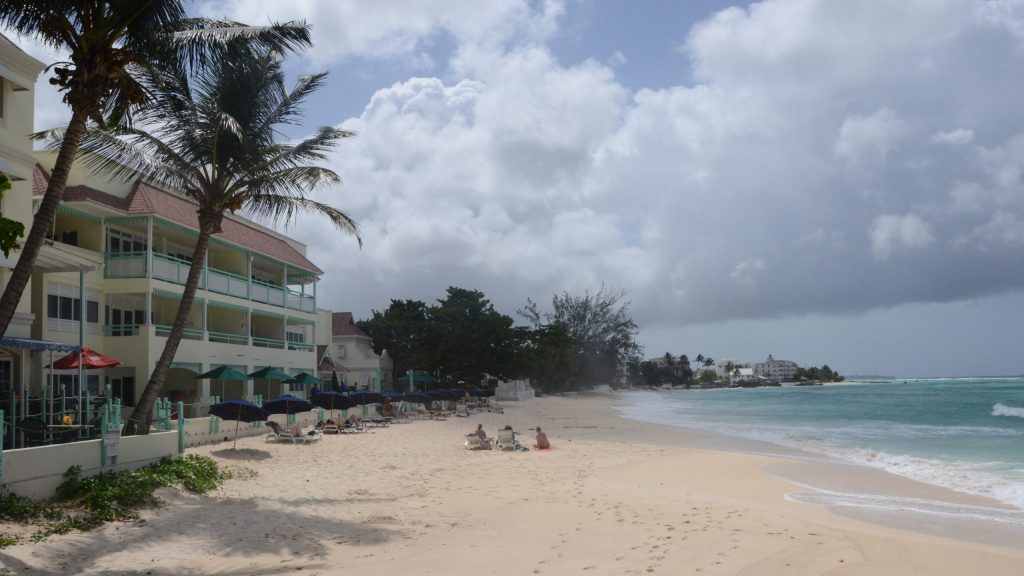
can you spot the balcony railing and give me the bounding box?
[286,289,315,312]
[105,252,148,278]
[251,336,286,349]
[155,324,203,340]
[152,252,200,286]
[104,324,142,337]
[207,267,249,299]
[103,251,315,314]
[208,330,250,345]
[251,279,286,307]
[102,324,313,354]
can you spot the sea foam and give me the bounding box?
[992,403,1024,419]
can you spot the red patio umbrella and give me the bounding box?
[49,347,121,369]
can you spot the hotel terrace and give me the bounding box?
[29,154,324,417]
[0,34,344,421]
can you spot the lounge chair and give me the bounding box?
[487,399,504,414]
[494,428,519,451]
[265,421,322,444]
[464,433,492,450]
[454,403,470,417]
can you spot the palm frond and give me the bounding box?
[242,194,362,248]
[170,19,311,69]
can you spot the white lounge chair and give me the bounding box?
[494,429,519,450]
[454,403,470,417]
[464,433,492,450]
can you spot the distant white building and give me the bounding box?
[715,357,750,378]
[496,379,535,401]
[754,354,798,381]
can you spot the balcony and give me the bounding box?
[103,251,315,314]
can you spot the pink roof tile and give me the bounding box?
[126,184,322,274]
[36,165,322,274]
[332,312,368,337]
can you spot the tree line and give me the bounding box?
[631,354,843,387]
[357,286,640,393]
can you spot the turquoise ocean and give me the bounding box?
[616,379,1024,513]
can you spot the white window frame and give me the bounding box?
[47,282,99,335]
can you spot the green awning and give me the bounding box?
[207,300,248,313]
[251,308,284,319]
[286,315,315,325]
[153,288,203,303]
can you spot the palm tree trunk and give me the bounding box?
[0,111,88,336]
[124,222,215,435]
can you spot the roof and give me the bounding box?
[127,183,322,274]
[317,345,335,371]
[34,165,322,274]
[332,312,368,337]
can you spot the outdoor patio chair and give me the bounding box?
[464,433,493,450]
[495,428,519,451]
[454,403,470,417]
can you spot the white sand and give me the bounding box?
[2,394,1023,575]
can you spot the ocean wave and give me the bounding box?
[784,491,1024,525]
[992,403,1024,419]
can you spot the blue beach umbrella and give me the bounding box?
[209,399,271,449]
[262,395,314,415]
[309,390,357,418]
[348,390,384,405]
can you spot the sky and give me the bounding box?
[9,0,1024,378]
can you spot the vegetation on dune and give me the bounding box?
[0,455,225,547]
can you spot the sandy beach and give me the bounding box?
[2,393,1023,575]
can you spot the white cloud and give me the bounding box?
[197,0,565,67]
[932,128,974,145]
[870,214,934,259]
[607,50,627,67]
[834,108,907,166]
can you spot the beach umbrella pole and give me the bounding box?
[233,405,241,449]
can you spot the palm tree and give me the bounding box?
[0,0,310,339]
[75,46,360,434]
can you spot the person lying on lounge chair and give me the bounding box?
[534,426,551,450]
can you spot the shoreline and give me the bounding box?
[608,391,1024,550]
[1,393,1022,575]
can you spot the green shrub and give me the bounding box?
[1,454,225,547]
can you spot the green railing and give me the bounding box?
[287,341,314,352]
[207,267,249,299]
[251,336,285,349]
[104,252,147,278]
[104,324,142,337]
[208,331,249,345]
[285,289,316,312]
[251,279,286,307]
[152,252,202,286]
[154,324,203,340]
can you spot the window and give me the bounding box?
[335,344,345,358]
[60,230,78,246]
[105,294,146,336]
[111,377,135,406]
[107,228,147,254]
[47,283,99,334]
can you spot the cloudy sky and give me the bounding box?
[12,0,1024,378]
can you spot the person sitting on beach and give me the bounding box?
[475,423,488,441]
[381,398,394,418]
[534,426,551,450]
